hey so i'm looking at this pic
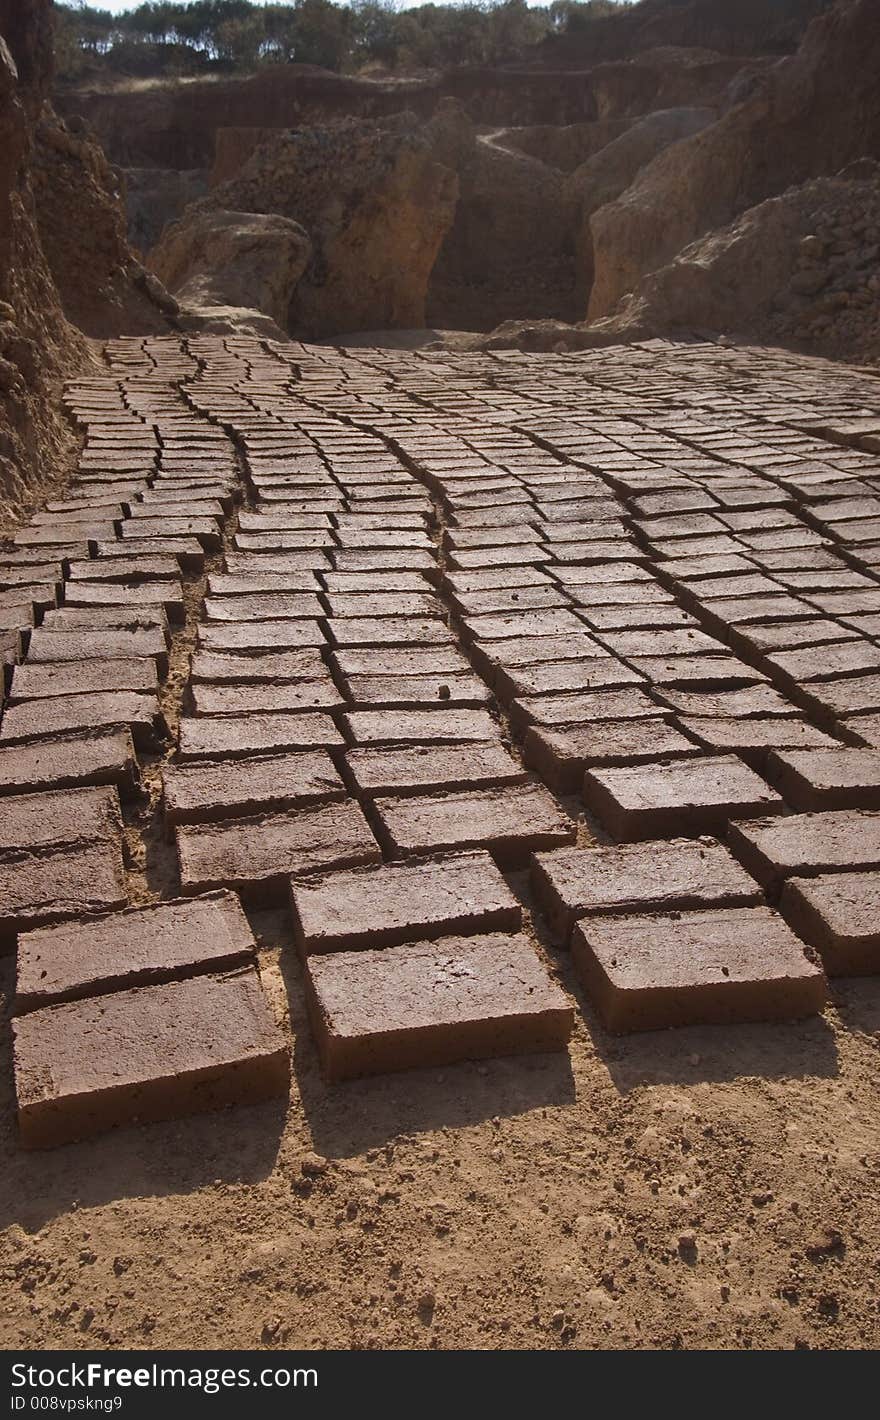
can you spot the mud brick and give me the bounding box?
[546,538,645,565]
[345,741,525,799]
[204,593,325,623]
[178,711,343,760]
[325,592,452,620]
[449,544,549,573]
[344,672,490,709]
[599,628,721,658]
[42,606,168,638]
[373,781,575,865]
[0,628,21,670]
[806,590,880,619]
[236,510,331,531]
[498,657,642,708]
[9,659,156,703]
[532,837,762,942]
[291,851,520,955]
[584,755,782,841]
[0,730,138,799]
[163,750,344,832]
[445,525,540,550]
[850,714,880,748]
[766,641,880,686]
[627,654,763,689]
[774,569,875,593]
[509,687,659,732]
[781,872,880,975]
[15,522,117,548]
[208,572,321,597]
[567,586,672,614]
[469,632,603,686]
[0,605,34,637]
[305,932,572,1082]
[191,649,326,684]
[322,571,433,594]
[128,499,223,521]
[120,516,221,549]
[700,596,817,632]
[94,537,205,571]
[27,627,169,677]
[654,684,801,719]
[728,810,880,895]
[16,890,257,1012]
[331,645,470,678]
[733,619,858,655]
[766,747,880,811]
[343,708,498,746]
[652,535,745,560]
[177,799,379,897]
[0,583,56,615]
[523,719,698,793]
[676,716,838,769]
[1,840,127,943]
[803,674,880,719]
[332,550,437,574]
[635,513,728,540]
[580,603,699,631]
[223,550,331,575]
[196,619,325,654]
[571,906,826,1032]
[445,566,559,595]
[0,560,64,587]
[62,580,183,622]
[0,785,123,860]
[0,691,165,750]
[13,966,289,1147]
[68,555,180,584]
[326,616,450,648]
[193,678,343,718]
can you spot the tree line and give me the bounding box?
[54,0,628,79]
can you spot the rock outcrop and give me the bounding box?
[151,208,311,337]
[156,114,458,339]
[588,0,880,318]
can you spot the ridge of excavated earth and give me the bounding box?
[2,335,880,1349]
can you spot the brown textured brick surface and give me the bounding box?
[197,620,325,654]
[343,708,499,746]
[343,673,490,709]
[178,712,343,760]
[163,750,344,831]
[584,755,783,840]
[728,810,880,894]
[345,742,526,798]
[16,890,256,1011]
[192,680,343,717]
[0,691,165,749]
[291,851,520,954]
[13,967,289,1147]
[1,841,127,942]
[523,719,699,792]
[0,730,138,799]
[766,747,880,810]
[373,782,575,864]
[27,628,169,677]
[177,799,380,896]
[9,659,156,702]
[572,907,826,1032]
[781,872,880,975]
[305,933,573,1081]
[532,837,762,943]
[191,649,326,683]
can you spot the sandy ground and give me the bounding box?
[2,909,879,1351]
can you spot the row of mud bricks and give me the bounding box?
[2,333,880,1147]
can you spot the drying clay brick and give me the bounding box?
[192,680,343,717]
[781,872,880,975]
[1,841,127,943]
[26,628,169,677]
[345,742,526,798]
[728,810,880,895]
[676,717,839,769]
[304,933,573,1081]
[497,657,642,705]
[176,799,380,897]
[523,720,699,793]
[197,620,326,654]
[584,755,783,841]
[571,906,826,1032]
[327,617,451,647]
[0,692,165,750]
[342,709,499,746]
[508,688,659,732]
[162,750,345,831]
[331,646,471,678]
[13,966,289,1147]
[343,673,490,709]
[178,712,343,760]
[190,649,326,683]
[373,782,575,865]
[765,748,880,810]
[0,730,138,799]
[9,658,156,702]
[291,851,521,954]
[16,889,256,1011]
[531,837,762,943]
